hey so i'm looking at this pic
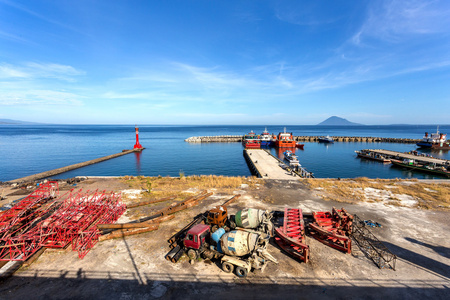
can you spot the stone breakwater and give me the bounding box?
[185,136,421,143]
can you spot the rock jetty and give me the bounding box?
[185,136,420,144]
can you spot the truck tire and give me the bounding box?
[235,266,248,278]
[222,262,234,273]
[187,249,197,264]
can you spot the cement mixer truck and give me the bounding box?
[182,223,277,277]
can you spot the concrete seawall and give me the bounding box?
[185,136,420,144]
[8,148,144,183]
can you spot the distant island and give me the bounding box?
[0,119,41,125]
[317,116,362,126]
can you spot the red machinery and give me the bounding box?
[274,207,309,263]
[308,207,353,253]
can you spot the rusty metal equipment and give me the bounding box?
[308,207,353,254]
[274,207,309,263]
[0,187,126,261]
[207,206,228,229]
[352,214,397,270]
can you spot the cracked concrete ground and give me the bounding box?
[0,178,449,300]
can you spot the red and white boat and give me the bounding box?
[242,130,261,149]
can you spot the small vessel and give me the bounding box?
[416,127,450,149]
[283,150,299,166]
[295,143,304,150]
[276,127,296,148]
[355,150,391,163]
[242,131,261,149]
[260,128,274,147]
[390,159,450,178]
[318,135,334,143]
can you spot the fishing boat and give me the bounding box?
[416,127,450,149]
[355,150,391,163]
[390,159,450,178]
[242,130,261,149]
[260,128,274,147]
[318,136,334,143]
[295,143,304,150]
[276,128,296,148]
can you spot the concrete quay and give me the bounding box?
[365,149,450,166]
[244,149,300,180]
[185,135,420,143]
[8,148,144,183]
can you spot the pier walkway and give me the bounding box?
[364,149,450,166]
[9,148,144,183]
[244,149,299,180]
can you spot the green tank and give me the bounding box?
[235,208,268,229]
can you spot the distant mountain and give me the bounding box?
[0,119,41,125]
[317,116,362,126]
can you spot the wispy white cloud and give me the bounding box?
[0,89,83,106]
[352,0,450,45]
[0,62,85,81]
[0,0,86,36]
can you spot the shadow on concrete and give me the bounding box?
[383,240,450,280]
[0,269,449,300]
[405,237,450,259]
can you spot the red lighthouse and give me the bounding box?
[133,126,143,149]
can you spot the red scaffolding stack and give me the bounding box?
[0,186,125,261]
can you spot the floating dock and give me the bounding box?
[243,149,312,180]
[362,149,450,166]
[185,135,420,144]
[8,148,144,183]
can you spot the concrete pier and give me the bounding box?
[244,149,300,180]
[363,149,450,166]
[8,148,144,183]
[185,135,421,144]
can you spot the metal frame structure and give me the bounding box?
[274,208,309,263]
[0,187,125,261]
[351,214,397,270]
[308,207,353,253]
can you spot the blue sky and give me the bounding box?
[0,0,449,125]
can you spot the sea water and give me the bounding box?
[0,124,449,181]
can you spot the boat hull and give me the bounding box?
[391,160,450,177]
[356,151,391,163]
[276,140,296,148]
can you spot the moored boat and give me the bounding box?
[242,130,261,149]
[390,159,450,178]
[416,127,450,149]
[318,135,334,143]
[276,128,296,148]
[295,143,304,150]
[355,150,391,163]
[260,127,274,147]
[283,150,299,166]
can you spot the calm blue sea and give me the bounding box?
[0,125,449,181]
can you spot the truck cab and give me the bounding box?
[207,206,228,229]
[183,224,210,250]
